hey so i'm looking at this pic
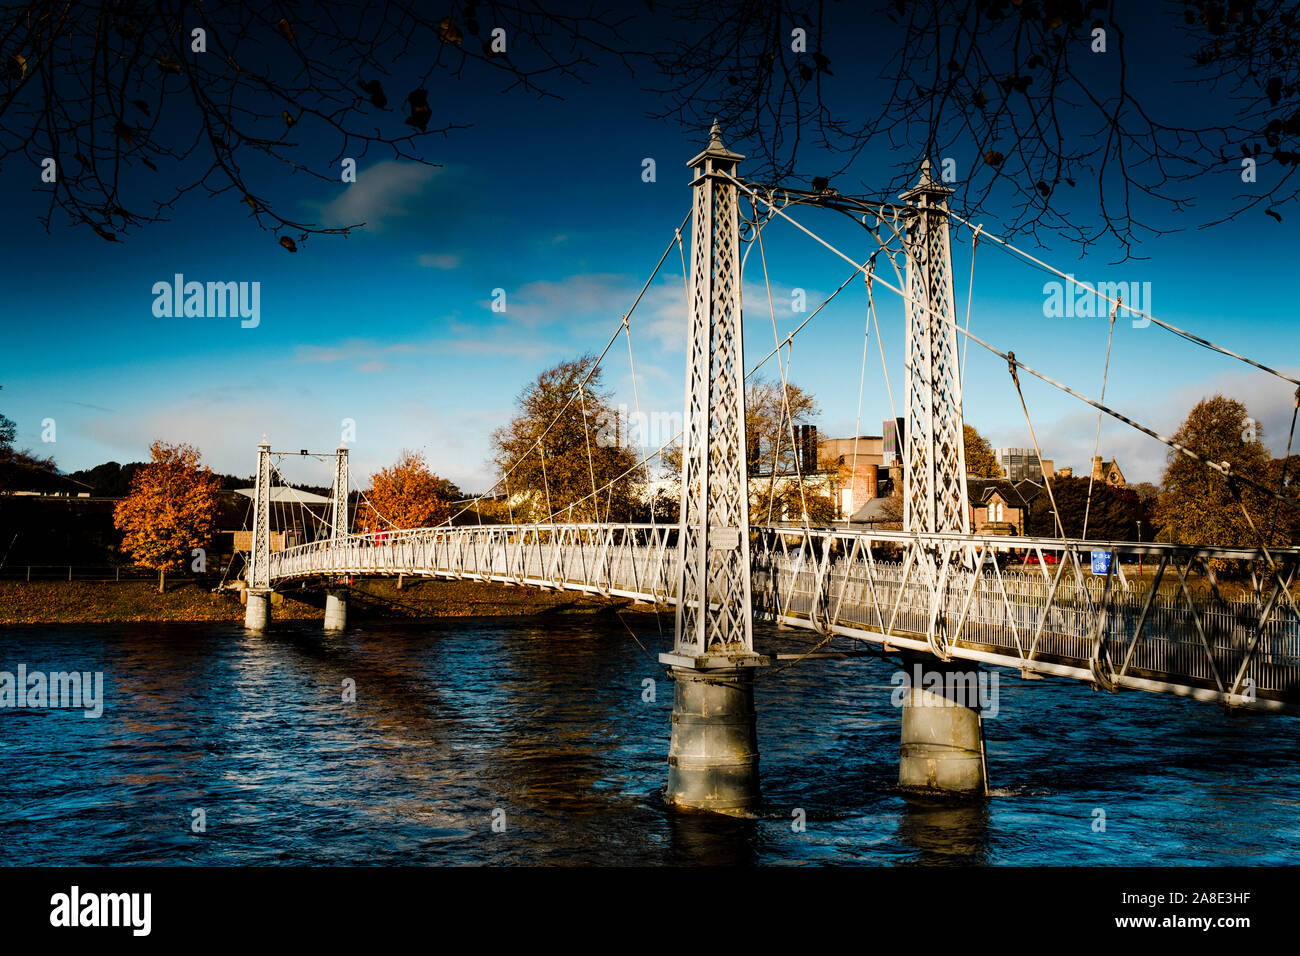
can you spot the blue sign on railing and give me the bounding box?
[1091,550,1112,574]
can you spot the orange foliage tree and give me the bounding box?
[113,441,221,592]
[358,450,458,532]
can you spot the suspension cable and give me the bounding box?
[1005,355,1065,538]
[943,210,1300,387]
[440,208,692,527]
[1082,297,1120,540]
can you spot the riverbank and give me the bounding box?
[0,577,658,624]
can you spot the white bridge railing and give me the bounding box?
[267,524,1300,713]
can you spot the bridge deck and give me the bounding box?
[268,524,1300,714]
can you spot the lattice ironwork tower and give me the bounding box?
[331,446,349,543]
[248,439,272,591]
[900,161,969,534]
[666,122,758,664]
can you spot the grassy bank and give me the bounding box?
[0,577,657,625]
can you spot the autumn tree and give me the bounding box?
[358,450,459,532]
[113,440,220,592]
[753,481,838,525]
[964,424,1004,478]
[1152,395,1279,551]
[490,356,644,522]
[663,378,829,520]
[745,379,821,477]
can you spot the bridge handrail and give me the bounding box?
[267,522,1300,567]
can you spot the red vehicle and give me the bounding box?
[1021,552,1060,566]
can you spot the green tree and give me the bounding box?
[1152,395,1277,550]
[964,424,1004,478]
[1025,476,1147,540]
[491,356,644,522]
[0,385,58,490]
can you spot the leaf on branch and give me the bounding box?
[277,18,297,42]
[281,110,296,127]
[5,54,25,80]
[142,157,158,171]
[131,99,151,116]
[279,235,298,252]
[113,121,135,144]
[244,195,260,211]
[360,79,387,109]
[973,90,988,109]
[1266,208,1283,222]
[156,54,181,75]
[438,18,463,45]
[92,225,117,242]
[812,52,832,74]
[799,63,812,82]
[405,89,432,131]
[1267,76,1283,106]
[1036,180,1050,197]
[983,149,1005,167]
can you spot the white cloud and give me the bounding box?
[310,161,439,232]
[418,252,462,270]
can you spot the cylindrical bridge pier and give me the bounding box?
[897,653,989,799]
[665,666,761,815]
[244,589,271,631]
[324,589,348,631]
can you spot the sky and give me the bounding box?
[2,4,1296,494]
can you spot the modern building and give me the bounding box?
[992,446,1044,482]
[818,434,886,518]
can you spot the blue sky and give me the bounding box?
[2,9,1296,492]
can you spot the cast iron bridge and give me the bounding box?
[243,124,1300,745]
[267,523,1300,715]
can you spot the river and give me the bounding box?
[2,616,1297,865]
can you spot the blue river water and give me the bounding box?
[2,615,1298,866]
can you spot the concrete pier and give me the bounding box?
[897,655,988,798]
[324,589,348,631]
[244,590,270,631]
[665,666,760,815]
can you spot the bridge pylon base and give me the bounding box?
[663,664,762,816]
[324,589,347,631]
[898,654,988,799]
[244,590,271,631]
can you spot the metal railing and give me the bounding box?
[266,523,1300,713]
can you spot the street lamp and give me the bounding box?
[1136,519,1143,578]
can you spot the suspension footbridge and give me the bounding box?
[239,125,1300,813]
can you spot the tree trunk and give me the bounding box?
[158,568,166,594]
